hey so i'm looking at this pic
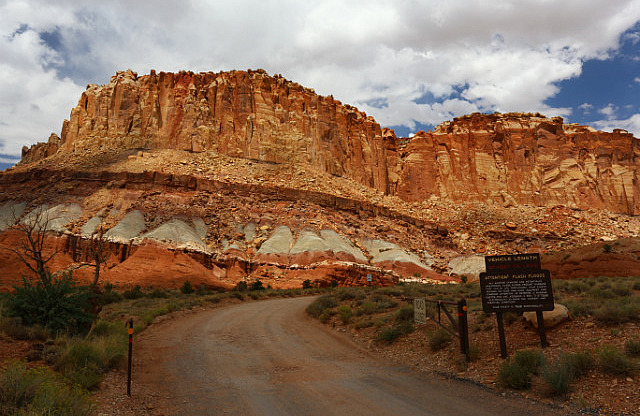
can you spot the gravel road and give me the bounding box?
[134,297,565,416]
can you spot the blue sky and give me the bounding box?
[1,1,640,171]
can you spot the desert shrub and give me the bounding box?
[394,321,414,336]
[566,350,594,378]
[395,305,414,323]
[196,284,209,296]
[0,361,93,415]
[234,281,248,292]
[375,327,401,344]
[180,280,195,294]
[306,295,338,318]
[302,279,313,289]
[354,318,374,329]
[249,279,265,291]
[513,349,543,375]
[357,301,378,316]
[612,283,632,297]
[6,272,94,333]
[319,308,335,324]
[593,298,640,324]
[335,288,365,301]
[597,345,637,376]
[55,335,125,390]
[370,294,398,310]
[337,305,353,324]
[633,280,640,291]
[503,312,520,325]
[428,328,452,351]
[249,291,263,300]
[625,339,640,357]
[498,358,532,390]
[230,291,245,300]
[97,288,123,305]
[122,285,144,300]
[542,353,573,396]
[603,244,612,253]
[567,281,589,294]
[148,288,169,298]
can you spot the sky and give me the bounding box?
[2,0,640,170]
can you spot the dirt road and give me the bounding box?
[134,297,564,416]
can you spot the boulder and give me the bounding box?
[523,303,569,328]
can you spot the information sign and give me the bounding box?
[484,253,541,273]
[479,270,554,313]
[414,298,427,325]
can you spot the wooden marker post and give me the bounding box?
[126,318,134,396]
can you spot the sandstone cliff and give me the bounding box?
[393,113,640,214]
[21,70,640,214]
[51,69,389,192]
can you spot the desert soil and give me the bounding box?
[95,296,566,416]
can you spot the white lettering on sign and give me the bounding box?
[414,298,427,325]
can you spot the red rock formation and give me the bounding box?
[48,69,389,193]
[22,71,640,214]
[393,113,640,214]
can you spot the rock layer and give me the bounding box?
[22,71,640,214]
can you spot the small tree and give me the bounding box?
[5,206,95,333]
[87,227,109,287]
[6,206,59,279]
[250,279,264,291]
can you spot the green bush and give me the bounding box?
[234,281,248,292]
[55,335,126,390]
[302,279,313,289]
[6,272,94,333]
[375,327,401,344]
[337,305,353,324]
[0,361,93,415]
[357,301,378,316]
[498,358,532,390]
[395,305,414,322]
[542,353,574,396]
[597,345,637,376]
[319,308,335,323]
[566,350,594,378]
[428,328,452,351]
[180,280,195,294]
[305,295,338,318]
[148,288,169,298]
[250,279,265,291]
[513,349,543,375]
[122,285,144,299]
[593,298,640,324]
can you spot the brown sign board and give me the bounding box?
[479,270,554,313]
[484,253,541,273]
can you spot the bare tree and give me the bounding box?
[87,227,109,287]
[7,206,60,279]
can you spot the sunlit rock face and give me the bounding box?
[392,113,640,214]
[48,69,390,193]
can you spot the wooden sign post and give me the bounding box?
[480,254,554,357]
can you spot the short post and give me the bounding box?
[126,318,134,396]
[496,312,507,358]
[535,310,549,348]
[457,298,470,361]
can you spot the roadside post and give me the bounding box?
[413,297,469,361]
[480,254,554,358]
[126,318,134,396]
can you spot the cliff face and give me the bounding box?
[21,70,640,214]
[56,69,389,192]
[393,113,640,214]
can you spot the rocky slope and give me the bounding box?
[5,69,640,289]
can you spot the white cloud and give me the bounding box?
[599,103,618,119]
[594,113,640,133]
[1,0,640,157]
